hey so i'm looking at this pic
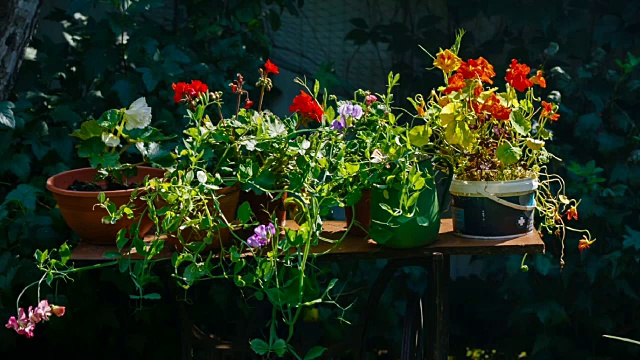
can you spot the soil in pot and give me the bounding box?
[46,166,166,245]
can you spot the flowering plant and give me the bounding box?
[415,31,595,264]
[69,96,175,188]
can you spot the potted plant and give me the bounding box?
[45,97,175,244]
[296,72,452,248]
[413,30,595,263]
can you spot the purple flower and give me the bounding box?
[338,102,363,120]
[331,117,347,131]
[247,223,276,248]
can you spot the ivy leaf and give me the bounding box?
[249,339,270,355]
[50,105,83,125]
[496,142,522,165]
[0,101,16,129]
[70,120,104,140]
[510,110,531,136]
[408,125,432,147]
[136,67,161,92]
[4,184,42,211]
[112,79,136,105]
[9,154,31,179]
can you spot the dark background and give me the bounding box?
[0,0,639,359]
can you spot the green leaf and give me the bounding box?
[250,339,270,355]
[344,162,360,175]
[4,184,41,211]
[50,105,83,125]
[444,120,471,148]
[141,293,161,300]
[272,339,287,357]
[408,125,432,147]
[112,79,136,105]
[136,67,161,92]
[98,109,122,129]
[237,201,253,223]
[496,142,522,165]
[102,251,122,259]
[416,216,430,226]
[0,101,16,129]
[304,346,327,360]
[137,142,175,168]
[71,119,105,140]
[59,243,71,265]
[510,110,531,136]
[77,136,107,158]
[9,154,31,179]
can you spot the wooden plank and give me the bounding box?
[69,219,545,261]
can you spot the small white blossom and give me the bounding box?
[101,133,120,147]
[124,97,152,130]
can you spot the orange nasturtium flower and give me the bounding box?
[566,205,578,220]
[505,59,534,92]
[541,101,560,121]
[529,70,546,88]
[433,49,462,73]
[442,73,466,94]
[459,57,496,84]
[578,236,595,253]
[482,93,512,120]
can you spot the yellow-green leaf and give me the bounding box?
[408,125,433,147]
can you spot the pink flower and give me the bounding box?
[365,94,378,105]
[6,308,35,338]
[6,300,66,338]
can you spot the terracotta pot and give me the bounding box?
[238,190,287,228]
[344,189,371,237]
[46,166,166,245]
[164,184,241,251]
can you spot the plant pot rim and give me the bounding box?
[450,176,538,196]
[46,166,166,198]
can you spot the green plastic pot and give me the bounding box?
[368,158,452,248]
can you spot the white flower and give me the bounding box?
[101,133,120,147]
[124,97,152,130]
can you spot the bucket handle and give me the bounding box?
[431,156,453,215]
[476,187,536,211]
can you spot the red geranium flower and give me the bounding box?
[505,59,533,92]
[172,80,209,103]
[289,91,323,123]
[442,73,466,95]
[245,99,254,109]
[264,60,279,75]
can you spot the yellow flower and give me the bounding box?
[433,49,462,73]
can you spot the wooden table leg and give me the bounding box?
[431,253,450,360]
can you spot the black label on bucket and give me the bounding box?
[452,207,464,232]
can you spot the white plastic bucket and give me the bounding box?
[449,178,538,239]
